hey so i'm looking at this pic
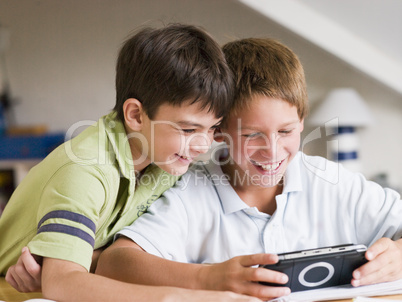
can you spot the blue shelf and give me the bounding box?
[0,133,65,159]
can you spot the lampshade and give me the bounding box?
[309,88,374,127]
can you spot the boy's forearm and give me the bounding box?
[41,257,190,302]
[95,239,291,300]
[96,239,207,289]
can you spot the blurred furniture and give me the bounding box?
[0,277,43,302]
[0,131,64,216]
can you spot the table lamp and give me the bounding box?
[308,88,374,172]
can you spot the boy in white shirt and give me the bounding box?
[96,37,402,301]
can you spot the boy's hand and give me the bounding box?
[199,253,290,300]
[352,238,402,287]
[5,247,42,293]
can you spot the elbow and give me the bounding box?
[95,248,114,278]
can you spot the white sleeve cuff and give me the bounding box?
[116,228,165,259]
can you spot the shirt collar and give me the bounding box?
[282,151,303,193]
[103,112,135,180]
[203,147,250,215]
[202,148,303,214]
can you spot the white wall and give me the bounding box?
[1,0,401,189]
[0,0,291,131]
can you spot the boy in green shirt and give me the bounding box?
[0,24,258,302]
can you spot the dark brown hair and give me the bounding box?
[222,38,308,122]
[114,24,234,121]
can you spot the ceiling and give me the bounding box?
[238,0,402,96]
[299,0,402,64]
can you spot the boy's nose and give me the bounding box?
[191,145,210,155]
[187,133,213,155]
[259,133,278,159]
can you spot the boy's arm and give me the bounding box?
[5,245,104,293]
[352,237,402,286]
[96,236,290,300]
[39,257,262,302]
[6,248,262,302]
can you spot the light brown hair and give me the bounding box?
[222,38,308,122]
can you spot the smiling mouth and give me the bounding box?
[251,159,284,172]
[176,154,192,161]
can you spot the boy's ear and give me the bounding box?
[300,119,304,132]
[214,127,225,143]
[123,98,144,131]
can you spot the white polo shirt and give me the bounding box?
[117,149,402,264]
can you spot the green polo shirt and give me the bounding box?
[0,112,179,274]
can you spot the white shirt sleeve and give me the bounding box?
[117,187,190,261]
[343,169,402,245]
[278,153,402,253]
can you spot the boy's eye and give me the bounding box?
[279,130,292,135]
[181,129,195,134]
[242,133,262,138]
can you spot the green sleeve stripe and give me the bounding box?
[37,223,95,248]
[38,210,96,233]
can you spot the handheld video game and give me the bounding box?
[260,244,368,292]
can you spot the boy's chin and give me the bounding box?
[257,180,282,188]
[161,164,190,176]
[247,173,284,188]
